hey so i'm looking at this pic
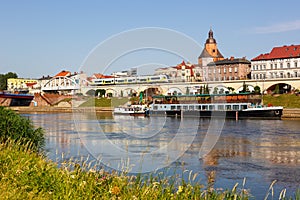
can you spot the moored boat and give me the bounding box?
[149,94,283,120]
[113,105,149,116]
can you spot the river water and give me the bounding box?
[24,112,300,199]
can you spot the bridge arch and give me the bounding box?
[266,83,292,94]
[166,87,184,95]
[42,76,79,94]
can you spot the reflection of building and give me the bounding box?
[251,44,300,80]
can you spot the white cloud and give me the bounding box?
[254,20,300,34]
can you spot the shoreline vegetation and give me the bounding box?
[1,107,300,199]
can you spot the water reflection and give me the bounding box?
[24,112,300,198]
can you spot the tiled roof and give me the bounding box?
[207,57,250,66]
[93,73,115,79]
[252,44,300,61]
[55,70,71,77]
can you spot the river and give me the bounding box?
[24,112,300,199]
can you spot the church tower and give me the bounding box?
[198,28,224,65]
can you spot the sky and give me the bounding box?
[0,0,300,78]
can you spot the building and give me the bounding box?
[155,61,197,82]
[251,44,300,80]
[7,78,39,93]
[205,57,251,81]
[198,28,250,82]
[198,28,224,66]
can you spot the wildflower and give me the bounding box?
[177,185,184,194]
[110,186,121,195]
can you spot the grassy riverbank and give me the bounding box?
[0,141,254,200]
[263,94,300,108]
[79,97,129,107]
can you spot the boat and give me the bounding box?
[0,92,34,106]
[113,104,149,116]
[149,93,283,120]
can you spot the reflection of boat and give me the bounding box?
[113,105,149,116]
[0,92,34,106]
[149,94,283,120]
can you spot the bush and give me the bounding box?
[0,106,44,151]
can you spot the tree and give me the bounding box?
[0,72,18,90]
[213,87,218,94]
[253,86,261,94]
[95,89,106,97]
[274,85,280,94]
[227,87,235,93]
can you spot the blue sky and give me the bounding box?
[0,1,299,78]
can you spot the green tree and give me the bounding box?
[0,72,18,90]
[274,85,280,94]
[0,107,44,151]
[254,86,261,94]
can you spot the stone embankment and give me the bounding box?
[282,109,300,120]
[10,106,113,113]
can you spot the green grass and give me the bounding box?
[79,97,129,107]
[263,94,300,108]
[0,140,254,200]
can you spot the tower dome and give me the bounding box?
[206,28,216,44]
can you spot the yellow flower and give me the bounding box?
[177,186,184,194]
[110,186,121,195]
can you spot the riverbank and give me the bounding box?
[9,106,300,120]
[9,106,113,113]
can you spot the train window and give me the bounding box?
[151,77,160,80]
[139,79,147,82]
[241,105,247,110]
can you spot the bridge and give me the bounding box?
[80,78,300,97]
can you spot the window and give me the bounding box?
[235,67,238,72]
[229,67,232,73]
[270,64,273,69]
[224,68,227,73]
[263,65,266,70]
[218,68,221,74]
[287,63,290,68]
[280,63,283,69]
[295,62,298,68]
[295,72,298,77]
[275,64,277,69]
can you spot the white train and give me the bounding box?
[90,75,169,86]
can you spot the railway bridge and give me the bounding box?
[80,78,300,97]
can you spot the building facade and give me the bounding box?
[251,44,300,80]
[204,57,251,81]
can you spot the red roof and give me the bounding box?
[252,44,300,61]
[55,70,71,77]
[93,73,115,79]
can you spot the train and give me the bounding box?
[90,75,169,86]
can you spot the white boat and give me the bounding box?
[113,105,149,116]
[149,94,283,120]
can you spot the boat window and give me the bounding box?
[241,105,248,110]
[153,106,158,110]
[196,105,201,110]
[233,105,239,110]
[226,105,232,110]
[189,106,194,110]
[183,105,188,110]
[217,105,224,110]
[177,106,181,110]
[202,105,208,110]
[209,105,214,110]
[171,105,176,110]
